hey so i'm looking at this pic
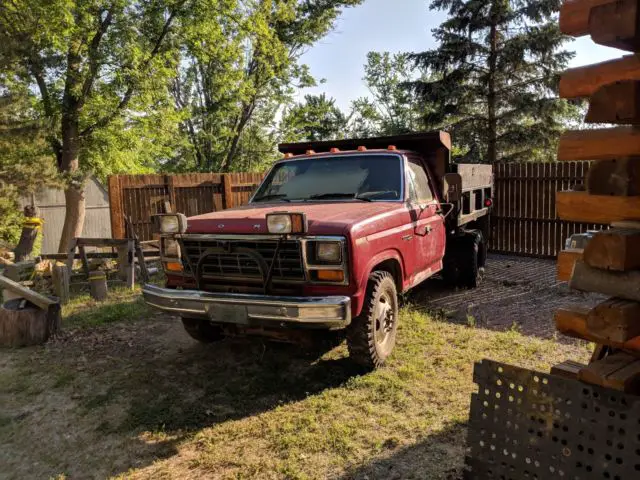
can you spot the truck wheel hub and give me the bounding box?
[374,294,395,345]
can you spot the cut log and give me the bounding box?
[89,271,108,301]
[0,299,60,347]
[586,158,640,196]
[557,127,640,161]
[578,351,638,388]
[586,81,640,125]
[559,55,640,99]
[587,298,640,342]
[559,0,617,36]
[584,228,640,271]
[603,358,640,391]
[551,359,587,380]
[570,261,640,301]
[589,0,640,51]
[558,249,584,282]
[555,306,640,355]
[556,191,640,223]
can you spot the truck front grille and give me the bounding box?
[181,238,305,285]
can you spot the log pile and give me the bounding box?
[552,0,640,393]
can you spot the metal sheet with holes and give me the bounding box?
[464,360,640,480]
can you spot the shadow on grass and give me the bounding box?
[339,422,468,480]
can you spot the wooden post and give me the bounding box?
[89,271,108,301]
[117,241,135,289]
[52,264,70,305]
[223,174,234,210]
[166,175,176,214]
[108,175,126,239]
[66,238,78,272]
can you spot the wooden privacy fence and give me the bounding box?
[489,161,603,258]
[109,163,601,258]
[108,173,263,241]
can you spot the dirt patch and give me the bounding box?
[410,254,605,338]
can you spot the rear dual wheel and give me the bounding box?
[347,271,399,370]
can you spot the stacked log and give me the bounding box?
[552,0,640,393]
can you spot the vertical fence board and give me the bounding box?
[488,160,604,258]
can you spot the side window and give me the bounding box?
[406,158,434,203]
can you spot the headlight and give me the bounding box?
[316,242,342,263]
[266,213,307,234]
[267,214,292,234]
[153,214,188,234]
[161,237,181,258]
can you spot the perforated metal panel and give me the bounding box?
[465,360,640,480]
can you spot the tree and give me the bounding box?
[0,86,60,245]
[408,0,577,163]
[0,0,184,251]
[280,93,348,142]
[171,0,363,173]
[359,52,420,135]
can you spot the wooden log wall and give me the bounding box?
[108,172,263,241]
[552,0,640,394]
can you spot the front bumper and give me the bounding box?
[142,284,351,329]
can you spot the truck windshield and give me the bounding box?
[253,155,402,203]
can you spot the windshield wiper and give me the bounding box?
[253,194,291,203]
[307,193,372,202]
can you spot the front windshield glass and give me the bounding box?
[252,155,402,203]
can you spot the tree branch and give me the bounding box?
[80,8,114,103]
[80,4,183,137]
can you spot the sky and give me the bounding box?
[298,0,625,110]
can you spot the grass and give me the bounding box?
[0,300,592,480]
[61,285,154,329]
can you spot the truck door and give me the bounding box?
[405,156,446,284]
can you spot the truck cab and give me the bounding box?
[143,132,493,369]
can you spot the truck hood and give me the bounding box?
[187,202,403,236]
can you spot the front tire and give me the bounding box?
[347,271,399,369]
[181,317,225,343]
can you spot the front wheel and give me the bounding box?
[346,271,399,369]
[181,317,225,343]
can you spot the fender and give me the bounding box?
[359,248,406,294]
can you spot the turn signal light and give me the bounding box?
[165,262,184,272]
[317,270,345,282]
[388,145,397,150]
[330,148,340,153]
[357,146,367,152]
[485,198,493,208]
[306,149,316,155]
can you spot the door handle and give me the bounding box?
[424,226,433,235]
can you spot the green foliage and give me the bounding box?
[280,93,348,142]
[172,0,364,173]
[408,0,580,163]
[0,86,59,245]
[354,52,420,136]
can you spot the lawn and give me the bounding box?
[0,292,591,480]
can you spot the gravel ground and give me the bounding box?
[410,254,605,339]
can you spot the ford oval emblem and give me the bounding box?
[218,224,225,229]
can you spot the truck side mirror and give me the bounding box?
[443,173,462,204]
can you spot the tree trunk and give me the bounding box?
[57,106,86,253]
[487,7,498,164]
[58,185,86,253]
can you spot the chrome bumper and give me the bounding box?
[142,284,351,329]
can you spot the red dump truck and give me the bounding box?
[143,132,493,368]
